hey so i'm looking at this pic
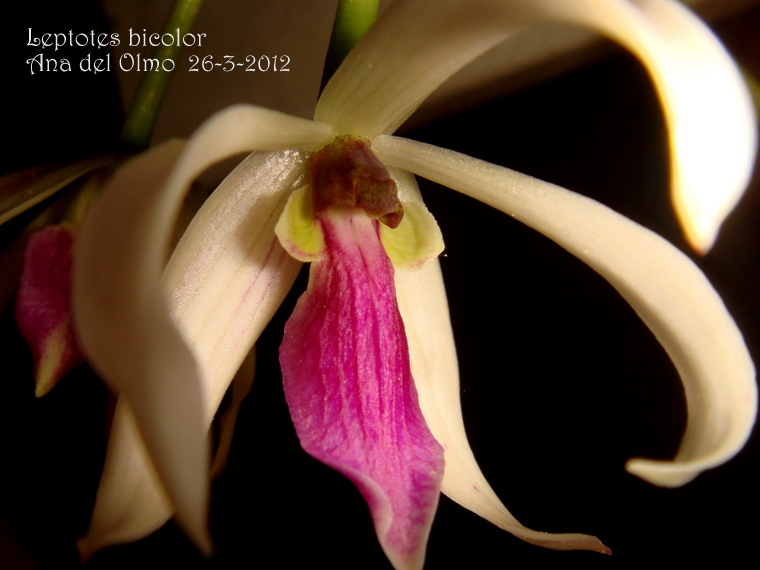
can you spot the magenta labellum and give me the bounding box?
[280,207,444,570]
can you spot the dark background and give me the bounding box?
[2,1,759,568]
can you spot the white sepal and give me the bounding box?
[376,135,756,488]
[76,400,172,560]
[165,150,306,416]
[392,168,609,552]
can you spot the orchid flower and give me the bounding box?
[73,0,756,568]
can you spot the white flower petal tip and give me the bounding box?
[625,0,757,253]
[518,0,758,253]
[76,401,172,562]
[625,337,757,488]
[444,472,612,553]
[376,136,757,490]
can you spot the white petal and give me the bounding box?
[77,400,172,560]
[73,140,212,552]
[376,136,756,488]
[316,0,518,136]
[74,106,330,553]
[318,0,755,249]
[164,150,306,418]
[392,168,610,552]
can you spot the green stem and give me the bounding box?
[120,0,204,150]
[322,0,380,89]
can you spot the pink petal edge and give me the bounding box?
[280,209,444,570]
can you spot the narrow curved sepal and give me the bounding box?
[211,347,257,479]
[79,349,257,562]
[391,168,610,553]
[609,0,756,252]
[376,136,756,487]
[76,400,172,561]
[316,0,519,136]
[280,209,444,570]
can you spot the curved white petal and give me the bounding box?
[74,106,330,553]
[165,150,306,418]
[74,140,212,552]
[160,105,333,171]
[316,0,518,136]
[526,0,756,252]
[76,400,172,560]
[376,136,756,488]
[79,150,305,554]
[318,0,755,250]
[391,168,610,552]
